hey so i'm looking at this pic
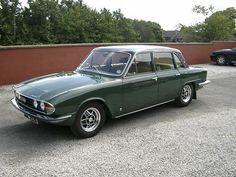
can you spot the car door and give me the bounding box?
[122,52,158,113]
[154,52,181,103]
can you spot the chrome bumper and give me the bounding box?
[198,80,211,87]
[11,98,72,124]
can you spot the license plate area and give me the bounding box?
[25,114,39,125]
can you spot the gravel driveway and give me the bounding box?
[0,64,235,177]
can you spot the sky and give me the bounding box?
[20,0,236,30]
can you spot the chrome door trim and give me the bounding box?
[115,99,174,118]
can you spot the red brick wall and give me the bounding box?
[0,42,235,85]
[155,43,214,64]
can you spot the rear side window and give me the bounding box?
[175,52,188,67]
[154,52,174,71]
[173,54,185,68]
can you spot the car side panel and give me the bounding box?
[178,67,207,91]
[52,80,124,120]
[156,69,181,103]
[121,73,158,114]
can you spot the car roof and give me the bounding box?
[93,45,181,53]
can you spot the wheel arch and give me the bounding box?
[77,97,113,120]
[219,53,228,59]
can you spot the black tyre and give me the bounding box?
[71,102,106,138]
[216,55,226,65]
[175,84,194,107]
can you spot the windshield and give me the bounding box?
[78,51,131,76]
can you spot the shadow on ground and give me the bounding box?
[1,102,183,142]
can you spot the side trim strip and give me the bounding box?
[115,99,175,118]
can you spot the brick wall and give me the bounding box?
[0,42,235,85]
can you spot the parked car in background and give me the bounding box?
[11,45,210,138]
[210,47,236,65]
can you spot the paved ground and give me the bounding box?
[0,64,235,177]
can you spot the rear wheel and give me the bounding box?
[175,84,193,107]
[216,55,226,65]
[71,102,106,138]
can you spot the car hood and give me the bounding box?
[14,72,113,101]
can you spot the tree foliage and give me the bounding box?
[192,5,214,17]
[180,6,236,42]
[0,0,164,45]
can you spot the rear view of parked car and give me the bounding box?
[11,45,210,138]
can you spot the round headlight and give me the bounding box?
[40,102,45,111]
[15,92,20,99]
[45,103,55,114]
[33,100,38,108]
[21,97,26,103]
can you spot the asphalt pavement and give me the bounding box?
[0,64,235,177]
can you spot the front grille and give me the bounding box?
[15,96,46,115]
[14,92,55,115]
[16,96,35,110]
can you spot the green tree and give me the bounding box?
[133,20,163,42]
[23,0,60,44]
[112,9,138,42]
[98,8,119,42]
[0,0,24,45]
[180,6,236,42]
[0,0,165,45]
[56,0,83,43]
[204,11,235,41]
[147,21,164,42]
[192,5,214,16]
[179,23,206,42]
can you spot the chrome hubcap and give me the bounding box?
[181,85,192,103]
[217,56,225,64]
[80,107,101,132]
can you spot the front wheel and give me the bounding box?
[71,102,106,138]
[175,84,193,107]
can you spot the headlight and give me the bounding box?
[20,96,26,103]
[15,92,26,102]
[40,102,45,111]
[36,100,54,114]
[35,100,54,114]
[33,100,38,108]
[15,91,20,99]
[32,99,55,114]
[44,103,55,114]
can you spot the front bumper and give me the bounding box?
[198,80,211,88]
[11,98,73,124]
[210,54,217,61]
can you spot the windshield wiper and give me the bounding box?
[91,65,101,74]
[78,65,102,75]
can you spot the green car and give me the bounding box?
[11,45,210,138]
